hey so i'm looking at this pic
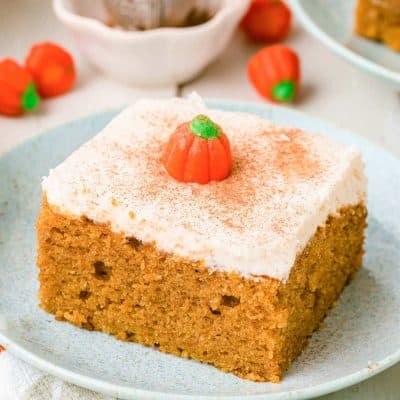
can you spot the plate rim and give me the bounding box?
[288,0,400,85]
[1,98,400,400]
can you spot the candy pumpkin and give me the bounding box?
[25,42,76,98]
[241,0,292,42]
[247,44,300,103]
[0,58,41,116]
[162,115,232,184]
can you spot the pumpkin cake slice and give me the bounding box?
[355,0,400,52]
[37,94,367,383]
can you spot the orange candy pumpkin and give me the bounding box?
[241,0,292,42]
[0,58,41,116]
[162,115,232,184]
[25,42,76,98]
[248,44,300,103]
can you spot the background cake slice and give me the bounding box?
[37,95,367,382]
[355,0,400,52]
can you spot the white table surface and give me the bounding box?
[1,1,399,399]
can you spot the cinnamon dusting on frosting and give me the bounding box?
[42,95,366,281]
[272,129,321,180]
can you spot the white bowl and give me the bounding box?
[53,0,250,86]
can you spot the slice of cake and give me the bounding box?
[36,95,367,382]
[355,0,400,52]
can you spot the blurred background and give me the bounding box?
[1,0,399,157]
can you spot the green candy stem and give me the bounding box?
[21,82,41,112]
[190,114,221,140]
[272,80,296,103]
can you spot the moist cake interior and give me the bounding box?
[37,199,366,382]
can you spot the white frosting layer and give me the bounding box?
[42,95,367,281]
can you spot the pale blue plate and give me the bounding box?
[1,100,400,400]
[289,0,400,86]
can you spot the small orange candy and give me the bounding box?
[248,44,300,103]
[0,58,41,117]
[162,115,232,184]
[25,42,76,98]
[241,0,292,43]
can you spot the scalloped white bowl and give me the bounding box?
[53,0,250,86]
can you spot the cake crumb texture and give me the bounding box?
[37,200,367,382]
